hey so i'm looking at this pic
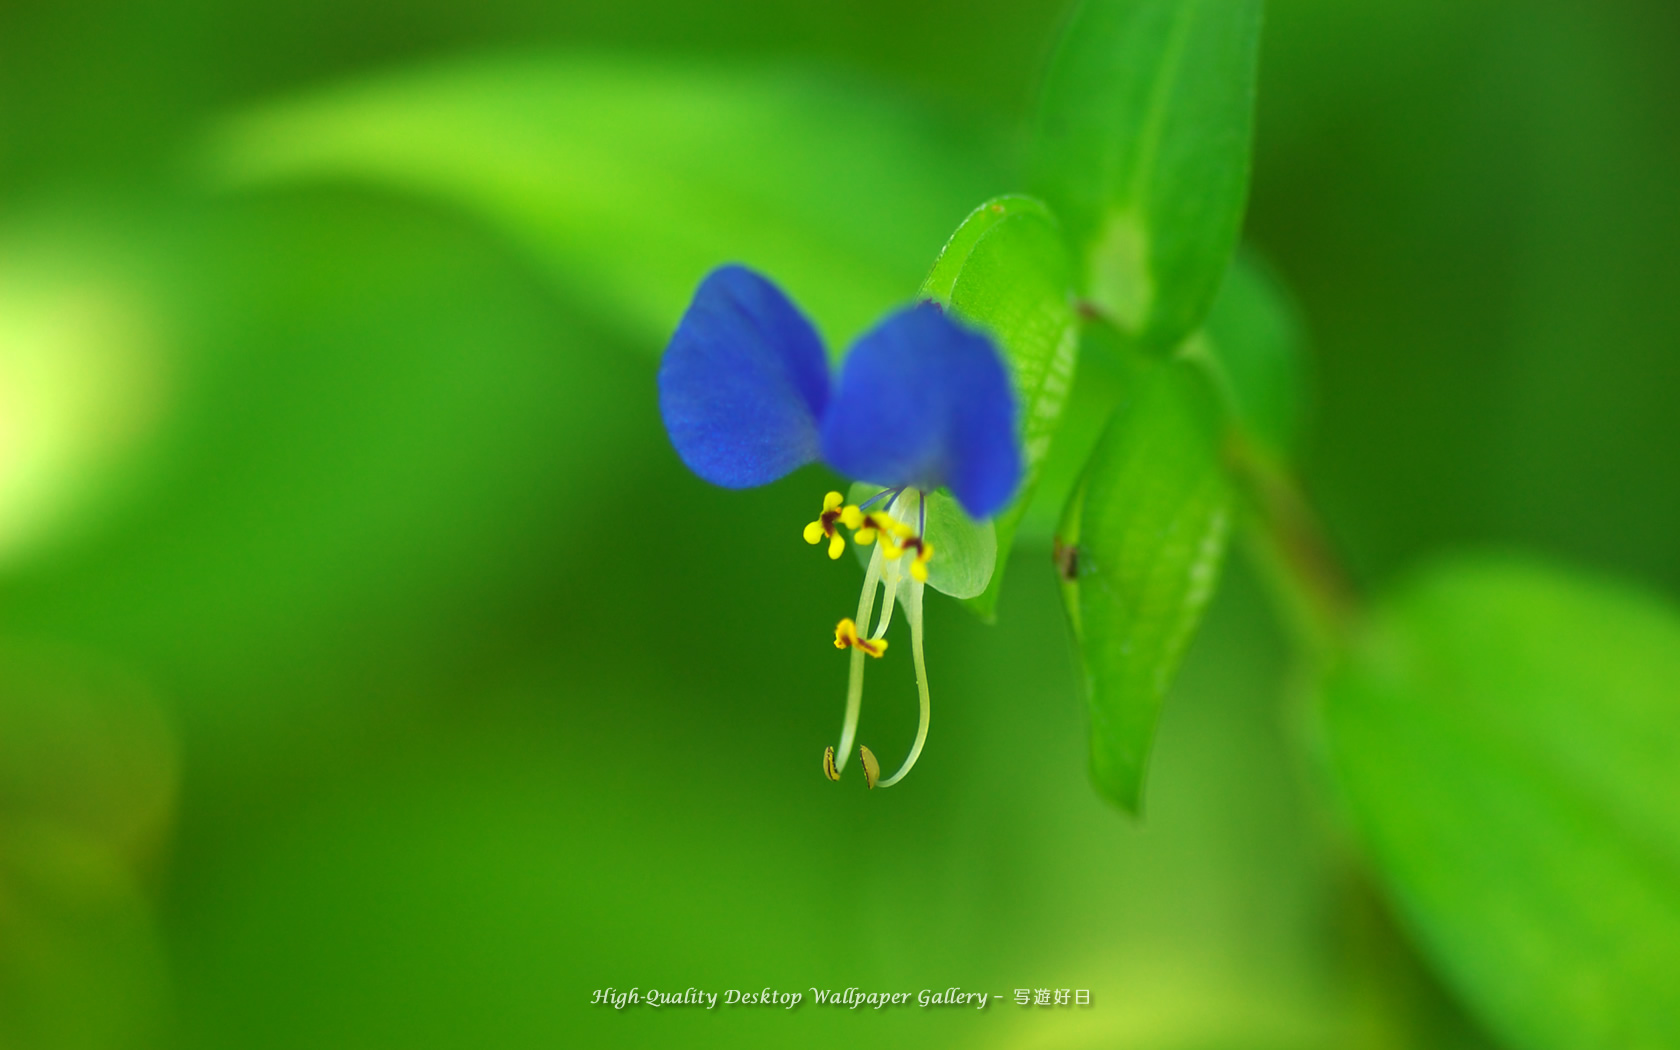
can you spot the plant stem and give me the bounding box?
[876,579,929,789]
[1223,434,1360,661]
[835,546,884,772]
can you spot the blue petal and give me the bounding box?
[819,303,1021,518]
[658,265,831,488]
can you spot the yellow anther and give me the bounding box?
[823,746,840,781]
[908,539,934,582]
[859,745,881,790]
[856,510,912,559]
[804,490,859,558]
[833,618,888,657]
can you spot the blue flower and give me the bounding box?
[658,264,1023,790]
[659,265,1020,519]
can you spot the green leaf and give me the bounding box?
[1034,0,1264,351]
[1321,555,1680,1050]
[918,196,1078,620]
[1059,360,1232,813]
[848,483,995,600]
[205,53,1005,350]
[1189,249,1308,458]
[1016,321,1154,548]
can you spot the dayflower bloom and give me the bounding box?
[658,264,1021,789]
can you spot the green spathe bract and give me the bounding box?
[919,196,1078,620]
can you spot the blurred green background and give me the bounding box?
[2,0,1676,1047]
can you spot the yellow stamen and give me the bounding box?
[828,491,938,793]
[804,490,859,556]
[858,511,910,557]
[909,540,934,582]
[833,618,888,657]
[843,499,914,552]
[823,746,840,781]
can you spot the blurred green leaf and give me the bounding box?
[1190,250,1307,459]
[1322,555,1680,1050]
[1059,360,1232,813]
[0,643,175,863]
[0,644,173,1050]
[919,195,1077,619]
[1033,0,1263,351]
[0,822,168,1050]
[848,483,995,600]
[206,53,1005,350]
